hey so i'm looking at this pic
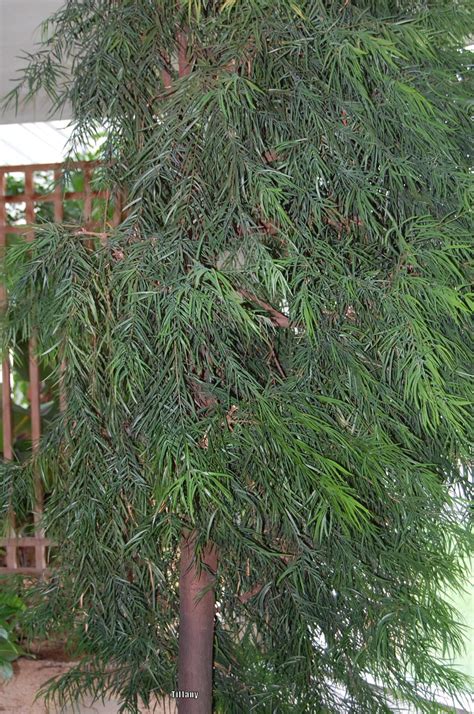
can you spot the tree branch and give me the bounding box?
[237,289,290,328]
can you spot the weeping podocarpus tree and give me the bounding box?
[2,1,473,712]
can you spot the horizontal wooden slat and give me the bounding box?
[0,537,54,547]
[2,225,35,234]
[0,567,50,575]
[0,190,108,204]
[0,160,100,174]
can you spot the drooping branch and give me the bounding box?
[237,289,290,328]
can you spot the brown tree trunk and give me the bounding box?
[177,530,218,713]
[174,24,217,713]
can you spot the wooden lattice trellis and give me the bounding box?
[0,161,121,575]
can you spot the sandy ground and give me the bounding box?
[0,658,177,714]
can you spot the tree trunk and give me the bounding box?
[177,530,218,713]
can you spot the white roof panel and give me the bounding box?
[0,0,71,124]
[0,120,73,166]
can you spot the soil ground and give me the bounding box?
[0,657,177,714]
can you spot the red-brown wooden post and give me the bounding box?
[0,169,13,463]
[54,167,68,415]
[83,164,92,230]
[0,168,17,571]
[25,167,47,572]
[53,167,64,223]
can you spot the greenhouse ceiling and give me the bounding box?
[0,0,70,124]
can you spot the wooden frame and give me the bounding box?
[0,161,121,575]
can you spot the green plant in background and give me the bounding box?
[0,589,25,680]
[1,1,473,713]
[1,154,112,573]
[1,153,109,520]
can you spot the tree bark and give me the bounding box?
[177,530,218,713]
[175,25,217,714]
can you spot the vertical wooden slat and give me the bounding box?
[28,342,41,456]
[24,168,46,573]
[53,168,64,223]
[54,167,68,416]
[0,169,17,571]
[82,166,94,252]
[83,165,92,229]
[29,339,42,450]
[0,169,12,461]
[1,354,13,462]
[25,169,41,453]
[24,168,35,238]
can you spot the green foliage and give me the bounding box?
[1,153,107,466]
[1,1,473,712]
[0,589,25,681]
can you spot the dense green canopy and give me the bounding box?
[2,1,473,711]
